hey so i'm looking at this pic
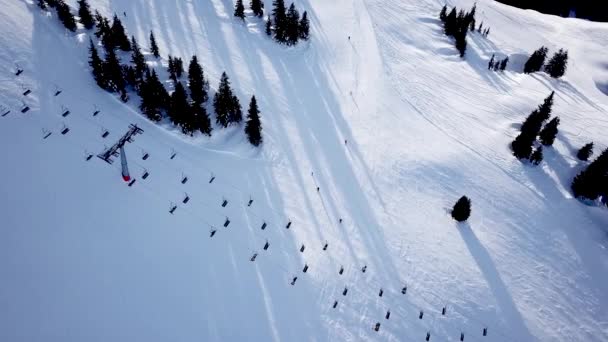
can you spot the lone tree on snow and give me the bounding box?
[452,196,471,222]
[577,142,594,161]
[245,96,263,146]
[571,148,608,200]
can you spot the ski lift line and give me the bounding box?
[35,90,522,341]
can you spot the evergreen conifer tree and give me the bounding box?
[539,117,560,146]
[88,39,106,89]
[150,31,160,58]
[455,32,467,57]
[168,56,177,82]
[94,11,112,48]
[511,132,535,160]
[544,49,568,78]
[444,8,457,36]
[571,148,608,200]
[139,71,159,121]
[251,0,264,17]
[111,15,131,51]
[299,11,310,40]
[103,45,125,93]
[174,58,184,78]
[266,16,273,36]
[537,91,555,122]
[439,5,447,22]
[149,69,169,110]
[56,0,77,32]
[577,142,594,161]
[229,95,243,124]
[168,82,190,127]
[77,0,95,29]
[194,104,212,136]
[488,54,494,70]
[37,0,47,9]
[214,72,235,127]
[286,3,300,45]
[188,55,209,105]
[478,21,483,33]
[234,0,246,20]
[500,57,509,71]
[524,46,548,74]
[451,196,471,222]
[130,36,147,81]
[530,146,543,165]
[272,0,287,43]
[245,95,263,146]
[469,18,476,32]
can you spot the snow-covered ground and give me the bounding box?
[0,0,607,341]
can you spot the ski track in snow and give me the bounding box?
[0,0,607,341]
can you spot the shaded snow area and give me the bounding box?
[1,0,607,341]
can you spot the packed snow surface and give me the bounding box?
[0,0,607,341]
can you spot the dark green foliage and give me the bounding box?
[511,92,555,160]
[139,69,166,122]
[187,55,209,105]
[286,3,300,45]
[77,0,95,29]
[455,32,467,57]
[545,49,568,78]
[577,142,594,161]
[234,0,245,20]
[266,16,273,36]
[122,65,137,88]
[103,45,126,93]
[168,82,189,126]
[439,5,447,22]
[299,11,310,40]
[88,39,106,89]
[571,148,608,200]
[500,57,509,71]
[511,132,534,159]
[94,11,113,50]
[272,0,287,43]
[444,8,457,36]
[245,96,263,146]
[536,91,554,122]
[194,104,212,136]
[469,18,476,32]
[539,117,560,146]
[251,0,264,17]
[451,196,471,222]
[488,54,494,70]
[150,31,160,58]
[111,15,131,51]
[441,4,475,58]
[478,21,483,32]
[56,0,77,32]
[130,36,147,81]
[37,0,47,9]
[524,46,548,74]
[213,72,242,127]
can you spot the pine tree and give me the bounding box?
[46,0,57,7]
[150,31,160,58]
[139,70,159,121]
[266,16,273,36]
[439,5,447,22]
[299,11,310,40]
[539,117,560,146]
[77,0,95,29]
[245,96,263,146]
[524,46,548,74]
[149,69,170,111]
[56,0,77,32]
[111,15,131,51]
[168,82,190,127]
[469,18,476,32]
[500,57,509,71]
[88,39,106,89]
[174,57,184,78]
[571,148,608,200]
[444,8,457,36]
[130,36,147,81]
[251,0,264,17]
[229,95,243,124]
[455,31,467,57]
[188,55,209,106]
[451,196,471,222]
[234,0,246,20]
[488,54,495,70]
[577,142,594,161]
[485,27,490,36]
[214,72,235,127]
[272,0,287,43]
[168,55,177,82]
[286,3,300,45]
[511,132,534,160]
[94,11,113,48]
[530,146,543,165]
[194,104,212,136]
[545,49,568,78]
[478,21,483,33]
[537,91,555,122]
[37,0,47,9]
[103,45,125,93]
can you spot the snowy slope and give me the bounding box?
[0,0,607,341]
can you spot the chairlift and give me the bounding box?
[385,311,390,319]
[300,244,305,253]
[248,198,253,206]
[181,175,188,184]
[323,242,328,251]
[224,217,230,227]
[210,229,217,237]
[92,105,100,116]
[339,266,344,275]
[342,287,348,296]
[142,170,149,180]
[169,204,177,214]
[128,179,136,187]
[333,301,338,308]
[21,104,30,113]
[142,151,149,160]
[54,85,62,97]
[378,288,383,297]
[419,311,424,319]
[263,241,269,250]
[1,106,10,117]
[426,332,431,341]
[61,106,70,117]
[42,129,52,139]
[22,89,31,96]
[221,199,228,207]
[290,277,298,285]
[250,253,258,262]
[60,126,70,135]
[303,264,308,273]
[286,221,292,229]
[402,286,407,294]
[101,129,109,138]
[209,175,215,183]
[85,152,93,161]
[374,323,380,332]
[260,222,266,230]
[170,150,177,160]
[182,194,190,204]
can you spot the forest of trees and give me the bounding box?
[439,4,488,57]
[40,0,263,145]
[524,46,568,78]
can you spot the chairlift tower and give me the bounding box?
[98,124,143,182]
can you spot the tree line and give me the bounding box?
[524,46,568,78]
[439,4,489,58]
[37,0,263,146]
